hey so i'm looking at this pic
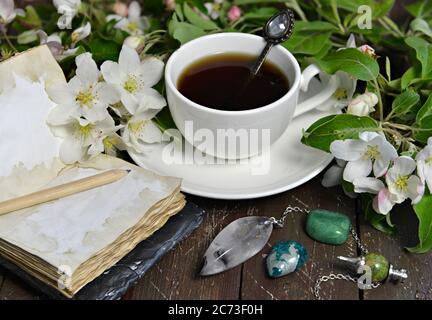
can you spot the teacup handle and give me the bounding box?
[293,64,340,118]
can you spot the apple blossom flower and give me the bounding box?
[228,6,242,22]
[47,53,117,124]
[164,0,176,11]
[49,116,122,164]
[71,22,91,44]
[113,1,128,17]
[204,0,223,20]
[121,108,163,153]
[0,0,24,26]
[416,137,432,192]
[385,156,424,204]
[107,1,149,36]
[101,45,166,115]
[358,44,377,58]
[330,131,398,182]
[53,0,82,30]
[346,92,378,116]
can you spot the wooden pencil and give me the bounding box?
[0,169,130,216]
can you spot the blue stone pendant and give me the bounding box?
[266,240,308,278]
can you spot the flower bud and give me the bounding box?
[347,92,378,116]
[124,36,145,51]
[228,6,242,22]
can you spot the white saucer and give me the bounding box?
[129,78,337,199]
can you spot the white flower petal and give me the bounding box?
[128,1,141,21]
[75,53,99,85]
[330,139,366,161]
[120,90,139,114]
[137,88,167,111]
[359,131,380,142]
[393,156,416,176]
[139,121,162,144]
[95,82,120,105]
[353,177,385,194]
[407,175,424,203]
[322,164,343,187]
[60,136,87,164]
[46,84,75,104]
[101,61,123,84]
[372,189,394,215]
[343,158,372,182]
[119,44,141,73]
[139,57,165,88]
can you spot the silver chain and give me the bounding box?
[274,205,379,300]
[350,227,369,255]
[313,273,381,300]
[269,206,310,228]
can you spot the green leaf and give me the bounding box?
[408,194,432,253]
[294,21,339,32]
[282,32,332,55]
[183,3,218,30]
[406,0,432,18]
[417,95,432,122]
[168,14,205,45]
[405,37,432,78]
[17,5,42,28]
[361,194,397,234]
[385,56,391,81]
[17,30,38,44]
[301,114,379,152]
[88,38,121,63]
[410,18,432,38]
[241,7,277,19]
[315,48,380,81]
[153,107,178,131]
[391,90,420,118]
[414,115,432,143]
[401,65,420,89]
[235,0,286,4]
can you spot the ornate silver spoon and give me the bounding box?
[250,9,295,75]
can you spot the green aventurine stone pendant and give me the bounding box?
[338,253,408,283]
[305,209,351,245]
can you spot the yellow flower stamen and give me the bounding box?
[394,175,409,191]
[123,75,141,94]
[364,145,380,160]
[73,123,93,140]
[426,156,432,165]
[334,88,348,100]
[128,120,147,134]
[76,88,95,108]
[127,22,140,34]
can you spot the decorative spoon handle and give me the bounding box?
[250,42,274,76]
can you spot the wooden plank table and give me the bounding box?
[1,172,431,300]
[2,0,430,301]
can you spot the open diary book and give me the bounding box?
[0,46,185,297]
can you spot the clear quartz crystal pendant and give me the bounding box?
[200,216,273,276]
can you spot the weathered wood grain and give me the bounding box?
[0,269,40,300]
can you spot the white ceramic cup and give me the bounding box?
[165,33,338,159]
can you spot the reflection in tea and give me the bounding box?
[177,53,290,111]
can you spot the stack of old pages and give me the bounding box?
[0,46,185,297]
